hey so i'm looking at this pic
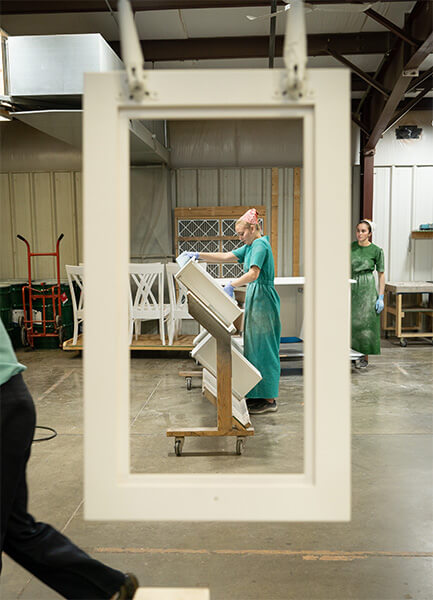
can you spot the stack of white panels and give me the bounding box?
[191,333,261,400]
[202,369,251,428]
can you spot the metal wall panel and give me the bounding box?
[219,169,241,206]
[412,166,433,280]
[372,167,391,277]
[390,167,413,282]
[0,171,82,281]
[32,172,56,280]
[374,165,433,282]
[173,166,298,277]
[74,172,83,264]
[197,169,218,207]
[10,173,33,280]
[0,174,14,280]
[53,172,78,273]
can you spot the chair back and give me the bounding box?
[65,265,84,318]
[166,262,190,319]
[129,263,164,317]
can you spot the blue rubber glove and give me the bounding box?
[223,283,234,298]
[176,251,199,268]
[375,294,384,314]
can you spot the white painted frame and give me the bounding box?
[83,69,351,521]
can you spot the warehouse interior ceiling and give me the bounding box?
[1,0,432,154]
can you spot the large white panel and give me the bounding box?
[373,167,391,277]
[389,167,413,281]
[32,172,56,281]
[11,173,33,280]
[0,175,14,280]
[412,166,433,280]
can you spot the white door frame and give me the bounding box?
[83,68,351,521]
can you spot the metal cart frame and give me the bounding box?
[17,233,64,348]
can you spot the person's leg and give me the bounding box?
[1,374,126,599]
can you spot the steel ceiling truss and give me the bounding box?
[0,0,411,15]
[342,0,433,221]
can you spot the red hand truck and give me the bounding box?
[17,234,65,349]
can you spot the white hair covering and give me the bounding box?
[360,219,375,234]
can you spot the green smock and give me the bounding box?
[0,319,26,386]
[351,241,385,355]
[232,236,281,399]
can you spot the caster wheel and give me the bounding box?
[236,438,245,455]
[55,314,62,328]
[186,377,192,391]
[399,338,407,347]
[20,326,29,347]
[174,437,184,457]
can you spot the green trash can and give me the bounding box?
[0,283,12,329]
[31,282,73,349]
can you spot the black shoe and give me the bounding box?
[246,397,263,405]
[249,399,278,414]
[355,358,368,369]
[114,573,139,600]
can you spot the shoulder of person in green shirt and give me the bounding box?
[0,319,26,387]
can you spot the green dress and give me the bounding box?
[351,241,385,355]
[232,236,281,399]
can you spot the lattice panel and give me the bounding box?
[222,239,243,253]
[207,264,220,278]
[222,219,237,236]
[222,217,264,237]
[178,240,219,254]
[178,219,219,238]
[222,263,243,279]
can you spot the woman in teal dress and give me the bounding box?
[351,220,385,368]
[192,208,281,414]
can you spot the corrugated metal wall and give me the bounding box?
[373,165,433,281]
[0,165,303,280]
[0,171,82,281]
[172,166,302,277]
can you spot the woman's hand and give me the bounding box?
[223,283,234,298]
[375,294,384,314]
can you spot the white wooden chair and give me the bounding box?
[129,263,169,345]
[166,262,194,346]
[65,265,84,346]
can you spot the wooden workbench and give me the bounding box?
[382,281,433,347]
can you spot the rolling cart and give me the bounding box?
[17,234,65,349]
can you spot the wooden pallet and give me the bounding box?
[62,333,195,352]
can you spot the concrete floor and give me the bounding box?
[1,339,432,599]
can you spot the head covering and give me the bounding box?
[359,219,375,234]
[239,208,259,225]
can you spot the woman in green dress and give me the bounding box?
[351,220,385,368]
[190,208,281,414]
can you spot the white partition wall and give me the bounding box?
[83,68,351,522]
[373,165,433,281]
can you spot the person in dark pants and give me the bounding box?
[0,320,138,599]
